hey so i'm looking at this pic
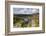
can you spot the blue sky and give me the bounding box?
[13,8,39,14]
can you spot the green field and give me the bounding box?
[13,14,39,28]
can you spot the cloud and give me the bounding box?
[13,8,39,14]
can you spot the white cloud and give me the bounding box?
[13,8,39,14]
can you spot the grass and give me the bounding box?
[13,14,39,28]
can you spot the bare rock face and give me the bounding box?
[24,18,28,22]
[24,17,30,24]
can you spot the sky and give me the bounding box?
[13,8,39,14]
